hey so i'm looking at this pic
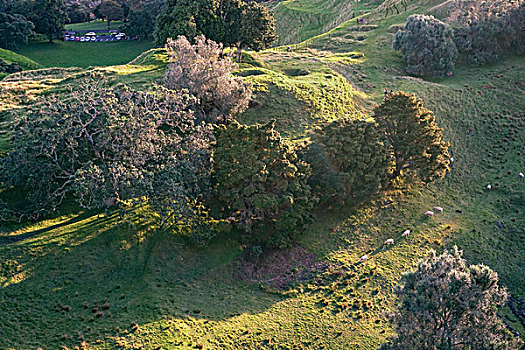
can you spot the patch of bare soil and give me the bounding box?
[234,246,329,290]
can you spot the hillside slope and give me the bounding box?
[1,1,524,349]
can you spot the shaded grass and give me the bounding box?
[0,0,524,348]
[16,40,154,68]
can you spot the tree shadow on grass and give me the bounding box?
[0,210,284,349]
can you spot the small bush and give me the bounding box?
[283,68,310,77]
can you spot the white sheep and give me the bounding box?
[450,157,454,163]
[487,184,492,190]
[402,229,411,237]
[425,211,435,216]
[359,254,368,262]
[519,172,524,178]
[433,206,444,213]
[384,238,394,245]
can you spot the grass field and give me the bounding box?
[1,2,524,349]
[16,40,155,68]
[65,20,124,31]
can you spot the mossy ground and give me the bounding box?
[1,1,524,348]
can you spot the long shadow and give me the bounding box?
[0,209,106,245]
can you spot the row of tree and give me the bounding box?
[393,0,525,77]
[0,35,450,254]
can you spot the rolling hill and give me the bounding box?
[0,0,524,348]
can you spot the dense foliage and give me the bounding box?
[0,78,212,221]
[450,0,525,64]
[382,247,522,349]
[165,35,252,124]
[213,120,316,251]
[122,0,164,40]
[393,14,457,77]
[0,58,21,72]
[65,3,91,24]
[374,91,450,183]
[155,0,276,60]
[305,118,390,204]
[0,1,34,49]
[95,0,124,29]
[31,0,68,42]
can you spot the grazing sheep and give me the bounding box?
[384,238,394,245]
[402,229,411,237]
[519,172,524,178]
[450,157,454,163]
[433,206,444,213]
[359,254,368,262]
[487,184,492,190]
[425,211,435,216]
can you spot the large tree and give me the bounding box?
[213,120,316,251]
[0,9,34,49]
[155,0,276,61]
[95,0,124,29]
[164,35,252,124]
[305,118,391,204]
[31,0,67,43]
[221,0,276,62]
[393,14,457,77]
[0,77,212,221]
[382,246,522,350]
[374,91,450,183]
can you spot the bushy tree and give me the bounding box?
[96,0,123,29]
[450,0,525,64]
[65,4,91,24]
[31,0,67,42]
[0,10,33,49]
[154,0,220,45]
[123,0,164,40]
[154,0,276,60]
[165,35,252,124]
[213,120,316,251]
[305,118,390,204]
[221,0,276,62]
[123,10,154,40]
[374,91,450,183]
[0,77,212,221]
[393,14,457,77]
[382,246,522,350]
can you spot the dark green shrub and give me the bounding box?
[374,91,450,183]
[393,14,457,77]
[213,120,316,250]
[305,118,390,204]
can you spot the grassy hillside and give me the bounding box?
[0,0,524,349]
[0,48,42,75]
[272,0,383,44]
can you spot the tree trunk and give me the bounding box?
[107,19,111,29]
[236,42,243,63]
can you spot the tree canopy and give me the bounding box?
[0,77,212,221]
[155,0,276,60]
[95,0,124,29]
[213,120,316,252]
[306,118,390,204]
[382,246,522,349]
[0,9,33,49]
[31,0,67,42]
[393,14,457,77]
[164,35,252,124]
[374,91,450,183]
